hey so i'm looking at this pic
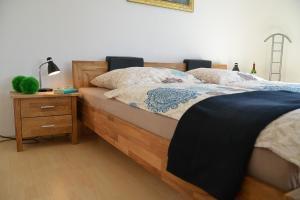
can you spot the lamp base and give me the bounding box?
[38,88,53,92]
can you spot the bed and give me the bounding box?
[73,60,300,200]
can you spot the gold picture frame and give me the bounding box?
[128,0,194,12]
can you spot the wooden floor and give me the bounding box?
[0,134,182,200]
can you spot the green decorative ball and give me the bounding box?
[12,76,26,92]
[20,77,40,94]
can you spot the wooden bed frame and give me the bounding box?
[72,60,296,200]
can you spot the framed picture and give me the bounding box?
[128,0,194,12]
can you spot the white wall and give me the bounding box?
[1,0,300,136]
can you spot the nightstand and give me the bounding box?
[10,92,80,152]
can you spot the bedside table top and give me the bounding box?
[10,91,81,99]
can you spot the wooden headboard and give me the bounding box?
[72,60,227,88]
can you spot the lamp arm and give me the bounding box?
[38,61,49,89]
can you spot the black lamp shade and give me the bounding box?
[48,61,60,76]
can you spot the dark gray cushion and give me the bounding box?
[184,59,212,71]
[106,56,144,71]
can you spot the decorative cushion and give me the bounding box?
[106,56,144,71]
[184,59,212,70]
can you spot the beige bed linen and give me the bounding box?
[79,87,300,192]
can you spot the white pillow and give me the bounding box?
[187,68,263,84]
[90,67,200,89]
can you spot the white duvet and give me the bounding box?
[105,82,300,168]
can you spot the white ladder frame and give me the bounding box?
[264,33,292,81]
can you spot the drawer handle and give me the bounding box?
[40,105,55,109]
[41,124,55,128]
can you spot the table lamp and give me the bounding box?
[38,57,61,92]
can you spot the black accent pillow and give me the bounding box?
[184,59,212,71]
[106,56,144,71]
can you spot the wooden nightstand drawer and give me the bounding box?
[22,115,72,138]
[21,97,71,117]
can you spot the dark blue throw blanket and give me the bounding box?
[167,91,300,200]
